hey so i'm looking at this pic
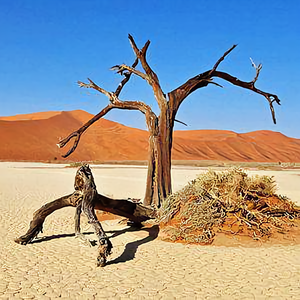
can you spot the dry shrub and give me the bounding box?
[159,168,300,244]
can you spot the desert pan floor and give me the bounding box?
[1,162,300,299]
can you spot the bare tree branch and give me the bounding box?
[168,70,211,110]
[57,105,114,157]
[58,77,155,157]
[111,64,148,81]
[209,44,237,75]
[78,78,114,100]
[57,56,161,158]
[211,70,280,124]
[250,57,262,84]
[168,45,280,124]
[114,58,138,97]
[174,119,188,126]
[128,34,167,109]
[169,45,237,111]
[57,98,156,158]
[206,79,223,88]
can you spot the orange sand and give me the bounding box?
[1,110,300,162]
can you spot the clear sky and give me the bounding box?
[0,0,299,137]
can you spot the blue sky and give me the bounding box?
[0,0,299,137]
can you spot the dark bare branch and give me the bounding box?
[114,58,138,97]
[141,40,151,56]
[57,132,80,158]
[57,105,114,157]
[169,45,237,110]
[174,119,188,126]
[58,77,155,157]
[15,192,81,244]
[211,70,280,124]
[57,100,155,157]
[168,70,211,111]
[168,45,280,124]
[206,79,223,88]
[128,34,167,109]
[169,68,280,124]
[209,44,237,75]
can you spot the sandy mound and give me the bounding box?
[159,168,300,245]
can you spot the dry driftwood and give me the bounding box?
[15,165,156,266]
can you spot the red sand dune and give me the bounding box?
[1,110,300,162]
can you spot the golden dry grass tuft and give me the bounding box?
[159,168,300,244]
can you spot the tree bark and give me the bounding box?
[144,135,158,206]
[15,191,156,245]
[143,118,173,207]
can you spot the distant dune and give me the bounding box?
[0,111,62,121]
[1,110,300,162]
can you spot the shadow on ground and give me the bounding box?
[106,225,160,265]
[30,231,94,244]
[29,224,160,265]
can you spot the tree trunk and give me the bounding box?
[143,107,173,208]
[144,135,159,206]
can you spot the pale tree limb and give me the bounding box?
[78,79,112,99]
[250,57,262,84]
[111,64,148,82]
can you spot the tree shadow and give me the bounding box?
[106,224,160,265]
[30,231,94,244]
[28,223,160,265]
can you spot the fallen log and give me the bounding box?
[15,165,156,266]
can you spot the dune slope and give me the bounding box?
[1,110,300,162]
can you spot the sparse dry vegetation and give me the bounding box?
[159,168,300,244]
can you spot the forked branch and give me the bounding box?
[250,57,262,84]
[111,64,148,82]
[169,45,280,124]
[57,105,114,157]
[128,34,167,108]
[57,98,155,157]
[212,70,280,124]
[58,59,155,157]
[115,58,138,97]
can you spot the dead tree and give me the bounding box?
[15,165,155,266]
[57,35,281,208]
